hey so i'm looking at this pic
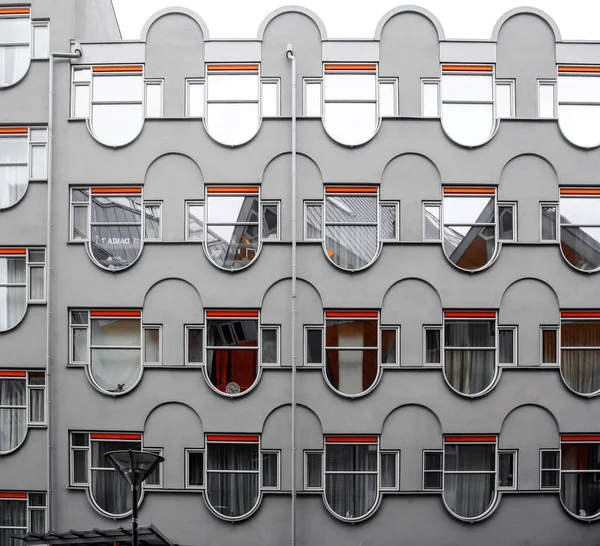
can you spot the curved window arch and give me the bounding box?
[441,65,497,147]
[205,435,261,520]
[559,189,600,272]
[560,311,600,396]
[204,187,262,271]
[69,310,143,396]
[323,310,380,397]
[205,64,261,146]
[323,64,379,146]
[442,187,499,272]
[557,67,600,148]
[442,311,499,397]
[323,436,380,521]
[443,435,498,521]
[69,432,153,518]
[0,7,31,88]
[560,435,600,520]
[204,310,261,396]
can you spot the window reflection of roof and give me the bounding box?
[92,198,142,224]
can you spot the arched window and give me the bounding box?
[0,491,46,545]
[442,187,498,271]
[560,435,600,520]
[442,311,498,397]
[205,64,261,146]
[557,66,600,148]
[560,311,600,396]
[0,7,30,88]
[69,432,158,518]
[323,64,379,146]
[0,248,45,332]
[559,188,600,272]
[0,371,45,455]
[205,435,261,520]
[323,310,380,397]
[441,65,496,147]
[443,435,498,521]
[69,310,144,396]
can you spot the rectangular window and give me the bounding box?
[380,451,399,490]
[72,67,92,119]
[381,327,399,366]
[143,326,161,365]
[186,201,204,241]
[560,317,600,393]
[261,201,280,241]
[145,80,163,118]
[538,80,556,118]
[498,203,516,242]
[261,326,279,366]
[541,327,558,365]
[305,327,323,365]
[495,80,515,118]
[380,202,399,241]
[424,327,441,366]
[27,371,46,425]
[379,79,397,117]
[32,22,50,59]
[540,204,558,242]
[70,188,89,241]
[70,432,90,486]
[144,448,163,487]
[0,491,47,540]
[0,130,28,209]
[304,202,323,241]
[27,248,46,302]
[70,310,89,364]
[304,79,322,117]
[144,201,162,241]
[261,79,280,117]
[422,80,440,117]
[304,451,323,490]
[186,326,203,365]
[261,450,280,490]
[499,327,516,365]
[423,450,443,490]
[423,203,442,241]
[186,79,205,117]
[540,449,560,489]
[185,449,204,488]
[498,450,517,489]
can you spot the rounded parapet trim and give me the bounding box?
[140,6,210,40]
[374,5,445,40]
[491,7,561,41]
[257,5,327,40]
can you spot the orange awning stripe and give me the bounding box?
[326,436,378,443]
[445,435,496,443]
[324,64,377,71]
[0,8,30,14]
[325,186,378,194]
[445,311,496,319]
[207,64,259,72]
[206,186,259,194]
[91,187,142,195]
[561,435,600,442]
[206,310,259,318]
[442,65,493,72]
[0,127,28,134]
[561,311,600,318]
[326,311,379,319]
[0,371,26,378]
[90,433,142,441]
[0,492,27,499]
[558,66,600,73]
[92,66,143,73]
[560,188,600,195]
[90,310,141,318]
[0,248,26,255]
[444,187,495,195]
[207,435,259,442]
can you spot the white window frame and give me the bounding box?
[423,202,442,242]
[378,77,398,117]
[303,78,322,117]
[260,325,280,367]
[421,79,440,117]
[260,78,280,117]
[69,432,90,487]
[380,326,400,367]
[71,67,91,119]
[26,371,46,427]
[304,201,323,241]
[261,450,281,491]
[185,448,205,489]
[540,326,559,367]
[143,200,162,241]
[498,201,517,242]
[28,127,48,181]
[0,492,47,537]
[26,248,46,303]
[540,202,559,243]
[495,79,515,118]
[379,450,400,491]
[423,326,442,367]
[304,450,324,491]
[69,187,89,241]
[498,449,518,490]
[261,200,281,242]
[304,326,324,366]
[538,79,557,118]
[539,448,560,490]
[143,447,164,488]
[185,200,205,242]
[379,201,400,242]
[498,326,517,366]
[422,449,443,491]
[185,78,205,117]
[144,79,164,118]
[31,21,50,60]
[185,325,204,366]
[142,325,162,366]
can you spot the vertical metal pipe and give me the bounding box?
[132,481,139,546]
[286,44,297,546]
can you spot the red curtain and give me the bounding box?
[214,343,258,392]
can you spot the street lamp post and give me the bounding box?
[105,449,164,546]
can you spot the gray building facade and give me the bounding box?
[1,1,600,545]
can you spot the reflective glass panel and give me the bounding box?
[442,103,495,146]
[0,18,30,43]
[560,198,600,226]
[90,348,141,393]
[261,82,278,117]
[74,85,90,118]
[325,225,378,270]
[92,75,144,102]
[561,226,600,272]
[443,225,497,271]
[324,74,376,101]
[91,103,144,147]
[379,82,395,116]
[323,102,378,146]
[539,84,555,118]
[558,104,600,148]
[423,82,439,116]
[496,83,512,118]
[207,74,259,101]
[187,81,204,117]
[558,76,600,103]
[442,75,493,102]
[206,102,260,146]
[304,81,321,116]
[444,197,495,225]
[326,195,377,224]
[0,46,30,87]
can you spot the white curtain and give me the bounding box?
[0,46,29,88]
[0,498,27,546]
[561,444,600,518]
[0,379,26,452]
[0,258,26,331]
[207,443,259,518]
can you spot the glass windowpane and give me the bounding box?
[187,328,203,363]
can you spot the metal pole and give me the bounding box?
[132,481,139,546]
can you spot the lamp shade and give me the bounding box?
[105,449,165,486]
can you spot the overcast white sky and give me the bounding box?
[113,0,600,41]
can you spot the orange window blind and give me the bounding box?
[0,8,30,15]
[0,492,27,499]
[0,248,26,255]
[443,187,495,195]
[206,310,259,318]
[207,64,259,72]
[325,310,378,319]
[445,435,496,443]
[560,188,600,196]
[206,186,259,194]
[0,127,27,134]
[0,371,26,378]
[91,187,142,195]
[442,65,493,73]
[207,435,259,442]
[561,311,600,319]
[326,436,378,443]
[90,310,141,318]
[444,311,496,319]
[325,186,378,194]
[561,435,600,442]
[92,66,143,73]
[90,433,142,441]
[558,66,600,73]
[324,64,377,72]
